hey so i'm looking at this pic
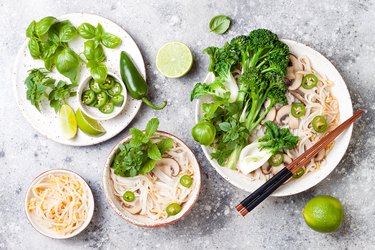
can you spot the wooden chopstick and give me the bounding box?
[236,109,364,217]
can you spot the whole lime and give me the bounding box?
[302,195,344,233]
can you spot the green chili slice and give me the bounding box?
[166,203,182,216]
[123,191,135,202]
[180,175,193,188]
[302,74,318,89]
[293,168,305,179]
[269,153,284,167]
[291,103,306,118]
[312,115,328,133]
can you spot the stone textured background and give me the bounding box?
[0,0,374,249]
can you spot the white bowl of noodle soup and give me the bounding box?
[195,39,353,196]
[103,131,201,227]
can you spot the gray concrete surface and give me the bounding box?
[0,0,374,249]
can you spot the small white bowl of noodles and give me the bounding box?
[25,169,94,239]
[103,131,201,228]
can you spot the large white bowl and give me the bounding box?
[195,39,353,196]
[103,131,201,227]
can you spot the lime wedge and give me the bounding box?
[60,104,77,140]
[76,108,106,136]
[156,41,193,78]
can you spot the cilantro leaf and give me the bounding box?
[145,118,159,137]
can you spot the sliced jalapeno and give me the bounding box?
[111,95,124,107]
[312,115,328,133]
[94,91,108,108]
[82,90,96,106]
[99,76,115,90]
[180,175,193,188]
[166,203,182,216]
[293,168,305,179]
[269,153,284,166]
[108,82,123,96]
[302,74,318,89]
[123,191,135,202]
[99,101,114,114]
[89,78,101,93]
[291,103,306,118]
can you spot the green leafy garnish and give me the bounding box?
[78,22,122,84]
[111,118,174,177]
[24,68,76,112]
[209,15,231,34]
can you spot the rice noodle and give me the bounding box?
[245,55,340,181]
[110,135,195,220]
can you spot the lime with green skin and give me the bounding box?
[302,195,344,233]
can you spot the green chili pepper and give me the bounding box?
[120,51,167,110]
[269,153,284,166]
[291,103,306,118]
[99,101,114,114]
[123,191,135,202]
[180,175,193,188]
[166,203,182,216]
[312,115,328,133]
[82,90,96,106]
[293,168,305,179]
[108,82,122,96]
[111,95,124,106]
[302,74,318,89]
[89,78,101,93]
[94,91,108,108]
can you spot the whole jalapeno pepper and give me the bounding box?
[120,51,166,110]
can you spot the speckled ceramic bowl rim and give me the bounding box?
[102,131,201,228]
[76,72,128,121]
[24,169,95,239]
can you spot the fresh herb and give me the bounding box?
[209,15,231,34]
[26,17,80,84]
[48,80,76,112]
[111,118,174,177]
[78,22,122,84]
[191,29,290,169]
[24,69,54,111]
[24,68,76,112]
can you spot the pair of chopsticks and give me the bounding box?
[236,109,364,217]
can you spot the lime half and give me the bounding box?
[60,104,78,140]
[76,108,106,136]
[156,41,193,78]
[302,195,344,233]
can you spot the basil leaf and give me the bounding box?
[147,143,162,161]
[145,117,159,137]
[77,23,96,39]
[84,40,105,62]
[26,21,36,38]
[101,32,122,48]
[90,63,107,84]
[95,23,104,38]
[55,48,80,84]
[157,138,174,154]
[139,159,157,175]
[28,37,41,58]
[209,15,231,34]
[58,21,77,42]
[40,41,58,59]
[35,16,57,37]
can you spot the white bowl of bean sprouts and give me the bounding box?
[103,131,201,227]
[25,169,94,239]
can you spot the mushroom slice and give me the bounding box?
[289,116,300,129]
[289,90,306,104]
[276,105,292,125]
[124,199,142,214]
[288,71,304,90]
[261,162,272,175]
[156,158,180,177]
[315,149,325,161]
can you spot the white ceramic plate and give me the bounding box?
[25,169,95,239]
[13,13,143,146]
[195,39,353,196]
[103,131,201,227]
